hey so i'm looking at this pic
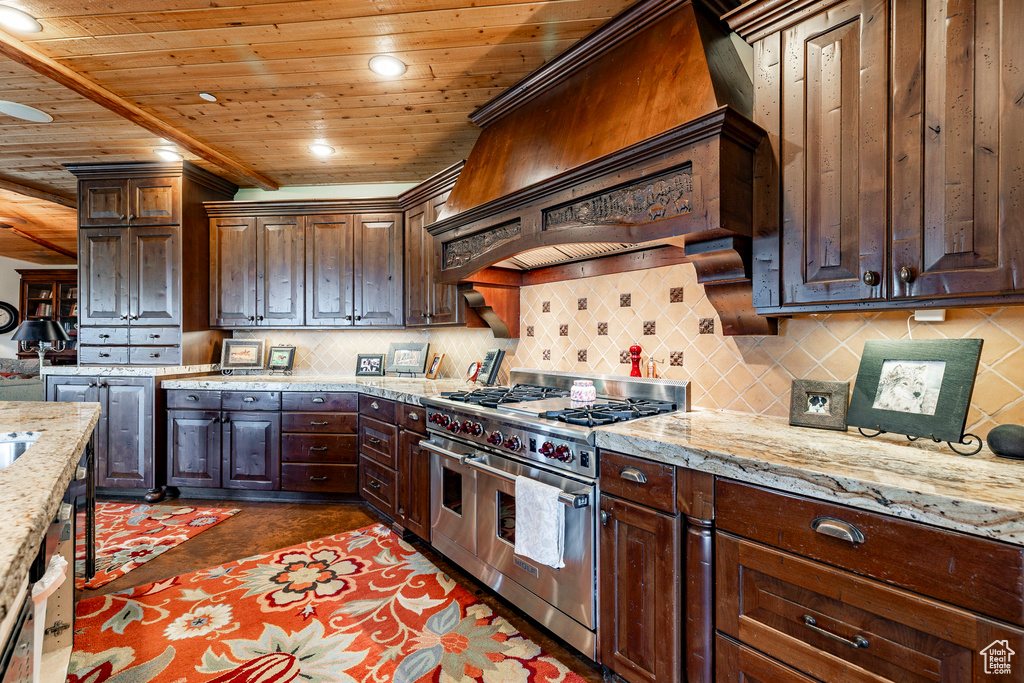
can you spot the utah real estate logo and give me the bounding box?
[981,640,1015,675]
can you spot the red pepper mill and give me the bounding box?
[629,344,643,377]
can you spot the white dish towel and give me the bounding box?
[513,475,566,569]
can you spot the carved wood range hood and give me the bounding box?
[431,0,777,336]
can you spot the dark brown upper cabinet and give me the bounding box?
[403,186,461,326]
[210,217,257,327]
[354,213,403,327]
[79,176,180,227]
[729,0,1024,313]
[305,214,355,326]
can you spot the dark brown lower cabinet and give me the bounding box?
[221,411,280,490]
[599,494,681,683]
[716,635,817,682]
[359,455,396,518]
[166,410,221,488]
[396,428,431,540]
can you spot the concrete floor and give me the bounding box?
[79,498,608,682]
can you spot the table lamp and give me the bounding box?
[12,320,71,379]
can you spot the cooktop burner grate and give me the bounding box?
[544,399,676,426]
[442,384,569,408]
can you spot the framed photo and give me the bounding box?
[220,339,265,371]
[267,346,296,372]
[386,342,430,374]
[425,352,445,380]
[847,339,983,443]
[478,348,506,386]
[789,379,849,431]
[356,353,385,377]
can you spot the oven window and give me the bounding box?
[441,466,463,516]
[497,491,515,546]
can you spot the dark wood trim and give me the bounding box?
[397,161,464,209]
[758,292,1024,316]
[65,161,238,198]
[520,246,690,285]
[0,177,76,208]
[205,198,402,217]
[459,284,520,339]
[100,486,362,504]
[724,0,847,42]
[462,267,524,287]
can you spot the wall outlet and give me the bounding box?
[914,309,947,322]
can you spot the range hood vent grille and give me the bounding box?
[492,242,637,270]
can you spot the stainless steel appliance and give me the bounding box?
[421,369,689,658]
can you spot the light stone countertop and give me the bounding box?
[45,365,216,377]
[0,401,100,622]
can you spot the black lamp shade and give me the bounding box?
[12,320,71,342]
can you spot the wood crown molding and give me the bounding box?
[0,32,278,191]
[204,197,403,217]
[470,0,691,127]
[724,0,847,41]
[64,161,238,197]
[0,177,76,208]
[397,161,465,209]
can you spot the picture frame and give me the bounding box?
[267,345,296,372]
[220,339,265,371]
[789,379,850,431]
[355,353,386,377]
[478,348,506,386]
[386,342,430,374]
[847,338,983,444]
[425,352,445,380]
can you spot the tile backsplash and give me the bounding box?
[517,263,1024,438]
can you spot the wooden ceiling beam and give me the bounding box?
[0,32,278,190]
[0,176,75,208]
[0,225,77,260]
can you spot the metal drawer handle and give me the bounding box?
[600,510,610,526]
[803,615,869,649]
[58,502,73,523]
[186,394,199,401]
[309,475,328,482]
[310,421,329,426]
[368,436,382,445]
[619,467,648,484]
[99,353,110,358]
[409,412,420,421]
[812,517,865,544]
[148,334,160,338]
[75,466,87,481]
[312,397,326,404]
[371,401,379,410]
[368,480,381,490]
[99,334,109,339]
[243,396,256,402]
[149,353,159,357]
[309,446,328,451]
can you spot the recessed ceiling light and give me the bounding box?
[0,5,42,33]
[0,100,52,122]
[308,143,335,157]
[199,92,217,102]
[154,148,183,162]
[368,55,407,78]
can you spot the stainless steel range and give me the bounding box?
[420,369,690,659]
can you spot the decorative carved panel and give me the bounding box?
[443,221,521,269]
[544,169,693,229]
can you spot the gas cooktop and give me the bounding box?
[441,384,569,408]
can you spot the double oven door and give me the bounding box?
[427,436,596,631]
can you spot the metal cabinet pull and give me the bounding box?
[119,314,128,320]
[58,503,73,523]
[186,394,199,401]
[368,480,381,490]
[212,417,220,423]
[619,467,648,484]
[862,271,880,286]
[312,397,325,404]
[368,436,382,445]
[248,316,255,322]
[149,353,159,358]
[242,396,256,402]
[148,334,159,338]
[310,421,329,426]
[600,510,610,525]
[309,446,328,451]
[803,615,869,649]
[898,266,915,284]
[344,315,353,321]
[257,315,264,321]
[409,412,420,421]
[811,517,865,544]
[371,401,379,410]
[99,334,109,339]
[99,353,110,358]
[75,466,87,481]
[309,475,328,482]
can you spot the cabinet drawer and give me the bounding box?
[359,455,396,517]
[717,533,1024,683]
[129,346,180,365]
[599,449,676,514]
[79,345,129,365]
[716,635,818,683]
[222,391,281,411]
[282,392,357,412]
[166,389,221,410]
[359,394,396,422]
[281,463,357,494]
[79,327,128,345]
[281,434,357,464]
[716,479,1024,626]
[281,412,357,434]
[398,402,427,434]
[360,415,398,468]
[129,326,181,346]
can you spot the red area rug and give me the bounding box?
[68,524,586,683]
[76,503,239,590]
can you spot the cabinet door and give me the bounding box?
[427,192,460,325]
[354,213,403,326]
[891,0,1024,299]
[403,201,430,326]
[222,411,280,490]
[129,226,180,326]
[397,429,431,540]
[256,216,304,326]
[599,495,680,683]
[97,379,153,489]
[79,179,129,227]
[79,228,130,326]
[128,177,179,226]
[167,410,221,488]
[46,377,99,404]
[780,0,889,305]
[210,217,257,327]
[306,214,355,326]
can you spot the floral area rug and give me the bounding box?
[76,503,240,590]
[68,524,586,683]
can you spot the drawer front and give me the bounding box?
[281,463,357,493]
[717,533,1024,683]
[129,345,180,365]
[281,412,358,434]
[129,326,181,346]
[79,327,128,345]
[360,415,398,469]
[281,434,358,464]
[79,345,129,365]
[222,391,281,411]
[599,449,676,514]
[166,389,221,410]
[359,455,396,517]
[398,402,427,434]
[359,394,396,422]
[716,479,1024,626]
[282,392,357,412]
[716,635,819,683]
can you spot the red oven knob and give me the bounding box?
[504,436,522,452]
[461,420,474,434]
[487,431,503,446]
[446,420,461,433]
[539,441,555,457]
[429,413,441,425]
[554,444,572,462]
[439,415,452,427]
[469,422,483,436]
